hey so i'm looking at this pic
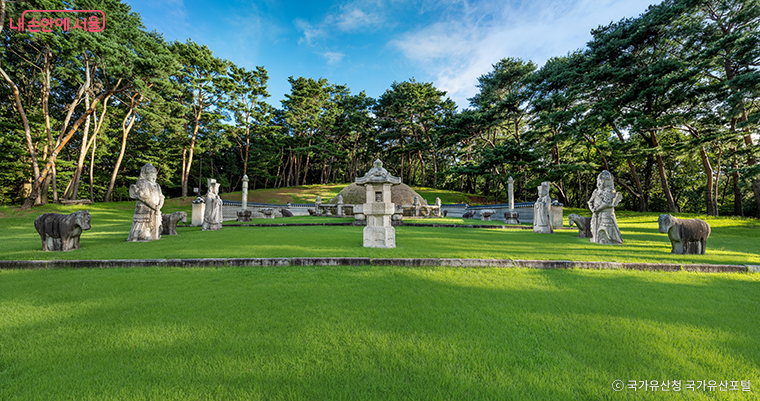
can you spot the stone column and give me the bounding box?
[505,176,519,224]
[435,197,442,217]
[237,175,252,222]
[336,195,344,217]
[242,175,249,210]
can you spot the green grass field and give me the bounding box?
[2,194,759,400]
[1,201,759,265]
[1,266,758,400]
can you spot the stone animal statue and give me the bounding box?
[307,208,315,215]
[658,214,711,255]
[34,210,91,251]
[443,210,448,217]
[281,208,294,217]
[462,210,474,219]
[161,211,187,235]
[568,214,592,238]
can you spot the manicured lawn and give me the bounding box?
[1,266,758,400]
[1,202,759,265]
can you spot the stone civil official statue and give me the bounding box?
[533,181,553,233]
[587,170,623,244]
[127,163,165,242]
[202,180,223,231]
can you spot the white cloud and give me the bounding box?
[322,51,346,65]
[295,18,326,46]
[334,6,384,32]
[296,1,386,46]
[391,0,658,109]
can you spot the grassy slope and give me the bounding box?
[1,200,759,265]
[0,266,758,400]
[220,184,488,205]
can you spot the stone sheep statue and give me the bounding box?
[658,214,711,255]
[281,208,294,217]
[568,214,592,238]
[161,211,187,235]
[462,210,474,219]
[34,210,91,251]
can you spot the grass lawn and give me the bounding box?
[1,202,759,265]
[1,266,758,400]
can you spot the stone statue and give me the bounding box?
[127,163,164,241]
[533,181,553,233]
[161,211,187,235]
[658,214,711,254]
[568,214,592,238]
[202,180,223,231]
[588,170,623,244]
[34,210,91,251]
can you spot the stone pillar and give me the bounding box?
[237,175,252,222]
[242,175,249,210]
[191,196,205,226]
[413,196,420,217]
[336,195,344,217]
[505,176,519,224]
[357,159,401,248]
[315,196,322,216]
[435,197,442,217]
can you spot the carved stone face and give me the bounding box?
[78,210,92,230]
[658,214,674,233]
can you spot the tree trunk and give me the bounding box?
[732,153,743,217]
[0,65,41,198]
[21,89,114,209]
[89,132,97,201]
[67,92,92,200]
[105,93,142,202]
[649,131,677,212]
[699,146,717,216]
[181,116,201,197]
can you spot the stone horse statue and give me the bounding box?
[34,210,91,251]
[568,214,592,238]
[658,214,711,255]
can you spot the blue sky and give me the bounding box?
[125,0,658,110]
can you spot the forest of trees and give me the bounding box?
[1,0,758,216]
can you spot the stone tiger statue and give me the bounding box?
[34,210,91,251]
[161,211,187,235]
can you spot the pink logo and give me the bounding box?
[8,10,105,33]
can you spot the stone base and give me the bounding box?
[363,226,396,248]
[191,202,205,226]
[236,209,252,222]
[504,211,519,224]
[202,223,223,231]
[533,224,553,234]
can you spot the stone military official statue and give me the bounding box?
[587,170,623,244]
[127,163,165,242]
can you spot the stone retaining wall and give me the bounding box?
[1,258,755,273]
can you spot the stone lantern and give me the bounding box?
[356,159,401,248]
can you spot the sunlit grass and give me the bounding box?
[1,202,759,265]
[0,266,758,400]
